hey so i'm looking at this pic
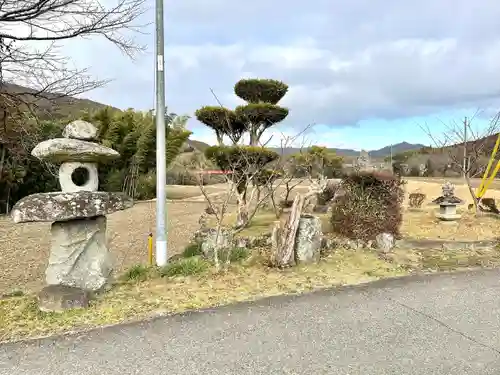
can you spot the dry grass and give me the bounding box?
[402,180,500,240]
[3,241,500,343]
[0,250,407,343]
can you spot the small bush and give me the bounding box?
[409,166,421,177]
[480,198,500,214]
[408,192,426,208]
[159,257,209,277]
[122,264,152,282]
[330,171,405,241]
[182,242,202,258]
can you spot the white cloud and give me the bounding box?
[11,0,500,143]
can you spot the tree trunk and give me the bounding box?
[270,193,306,267]
[216,131,224,146]
[249,130,258,146]
[465,175,481,215]
[235,193,249,228]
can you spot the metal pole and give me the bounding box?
[155,0,167,266]
[463,117,467,178]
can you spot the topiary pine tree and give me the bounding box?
[194,78,290,228]
[234,78,289,146]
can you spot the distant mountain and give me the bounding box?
[1,83,117,119]
[262,142,426,159]
[369,142,426,158]
[186,140,426,158]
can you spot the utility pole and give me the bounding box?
[463,117,468,178]
[155,0,167,266]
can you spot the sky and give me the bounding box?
[47,0,500,150]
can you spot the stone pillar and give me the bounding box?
[47,216,113,291]
[294,215,322,264]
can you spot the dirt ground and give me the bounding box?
[1,177,499,295]
[0,199,220,295]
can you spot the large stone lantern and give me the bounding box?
[10,120,133,311]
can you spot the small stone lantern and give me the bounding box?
[431,181,464,221]
[11,120,133,311]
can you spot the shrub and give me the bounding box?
[408,192,426,208]
[330,171,405,241]
[159,257,209,277]
[480,198,500,214]
[409,166,421,177]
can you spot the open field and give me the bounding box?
[1,178,499,295]
[405,176,500,190]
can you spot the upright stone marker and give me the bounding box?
[11,120,133,311]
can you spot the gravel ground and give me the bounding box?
[0,200,214,294]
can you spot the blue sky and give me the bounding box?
[51,0,500,150]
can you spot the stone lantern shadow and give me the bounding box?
[10,120,133,312]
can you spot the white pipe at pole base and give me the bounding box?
[156,240,167,267]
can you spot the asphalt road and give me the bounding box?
[2,270,500,375]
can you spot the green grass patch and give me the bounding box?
[121,264,156,282]
[218,247,250,263]
[159,257,209,277]
[182,242,202,258]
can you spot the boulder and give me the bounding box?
[295,215,322,264]
[62,120,98,141]
[38,285,91,312]
[32,138,119,163]
[11,191,133,223]
[200,228,233,259]
[375,232,395,253]
[46,216,113,291]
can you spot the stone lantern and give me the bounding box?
[11,120,133,311]
[431,181,464,221]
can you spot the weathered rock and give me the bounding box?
[62,120,98,141]
[32,138,119,163]
[295,214,322,264]
[46,216,113,291]
[200,228,233,259]
[59,162,99,192]
[11,191,133,223]
[375,232,395,253]
[38,285,91,312]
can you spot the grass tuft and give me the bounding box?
[159,257,209,277]
[122,264,154,282]
[182,243,202,258]
[220,247,250,263]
